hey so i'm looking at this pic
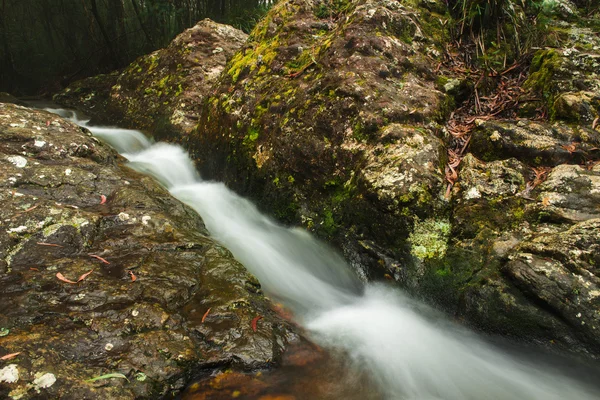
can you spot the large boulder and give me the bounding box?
[54,19,248,139]
[0,103,299,399]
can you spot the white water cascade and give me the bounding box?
[50,108,600,400]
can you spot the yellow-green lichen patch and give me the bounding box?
[408,218,451,260]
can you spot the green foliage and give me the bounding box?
[314,0,352,20]
[448,0,556,68]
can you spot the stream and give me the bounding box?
[45,106,600,399]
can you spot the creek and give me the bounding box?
[45,106,600,400]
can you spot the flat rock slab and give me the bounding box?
[0,103,298,399]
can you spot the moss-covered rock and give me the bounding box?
[55,19,248,139]
[523,25,600,123]
[470,119,600,165]
[0,103,300,399]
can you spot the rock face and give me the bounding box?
[55,2,600,358]
[54,19,248,139]
[0,103,298,399]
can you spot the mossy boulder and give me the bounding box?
[186,0,450,255]
[523,25,600,123]
[55,19,248,139]
[0,103,300,399]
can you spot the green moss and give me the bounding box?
[321,210,336,236]
[228,37,281,83]
[524,49,561,108]
[243,126,260,147]
[408,218,451,260]
[352,120,368,142]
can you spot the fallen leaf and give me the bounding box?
[56,272,77,284]
[251,315,263,332]
[46,120,50,127]
[77,269,94,282]
[201,308,211,323]
[89,254,110,264]
[128,270,137,282]
[24,205,38,212]
[561,143,576,154]
[37,242,63,248]
[100,195,107,205]
[542,197,551,207]
[85,373,129,383]
[29,267,39,271]
[593,117,599,131]
[0,352,20,361]
[56,269,93,284]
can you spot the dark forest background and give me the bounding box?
[0,0,272,95]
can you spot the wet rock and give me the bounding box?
[524,30,600,123]
[470,119,600,165]
[445,153,600,355]
[0,93,27,107]
[0,103,299,399]
[504,219,600,351]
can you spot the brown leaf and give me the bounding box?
[24,205,38,213]
[56,272,77,284]
[542,197,551,207]
[89,254,110,264]
[561,143,576,154]
[0,352,21,361]
[46,120,50,127]
[29,267,39,271]
[37,242,63,248]
[201,308,211,323]
[128,270,137,282]
[100,195,107,205]
[251,315,263,332]
[593,117,599,131]
[77,269,94,282]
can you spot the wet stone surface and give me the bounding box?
[0,103,299,399]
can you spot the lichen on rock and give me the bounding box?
[0,103,300,399]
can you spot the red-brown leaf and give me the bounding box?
[46,120,50,127]
[29,267,39,272]
[128,270,137,282]
[201,308,211,323]
[100,195,107,205]
[24,205,38,212]
[56,272,77,284]
[77,269,94,282]
[0,352,21,361]
[251,315,263,332]
[89,254,110,264]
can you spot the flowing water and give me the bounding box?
[47,107,600,399]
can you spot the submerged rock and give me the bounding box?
[0,103,299,399]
